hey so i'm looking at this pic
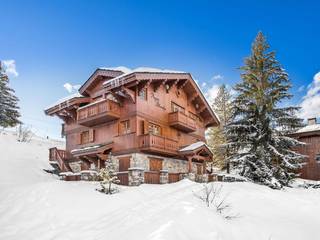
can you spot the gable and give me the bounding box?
[79,68,125,97]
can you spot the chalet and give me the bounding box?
[291,118,320,180]
[45,67,219,185]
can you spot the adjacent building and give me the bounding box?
[291,118,320,180]
[45,67,219,185]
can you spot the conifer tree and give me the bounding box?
[226,32,304,188]
[207,85,233,172]
[98,153,120,194]
[0,61,20,128]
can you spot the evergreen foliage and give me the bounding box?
[207,85,233,171]
[226,32,304,189]
[98,153,120,194]
[0,61,20,128]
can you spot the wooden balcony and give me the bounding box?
[77,99,120,127]
[139,134,178,156]
[168,111,196,133]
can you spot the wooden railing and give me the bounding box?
[168,111,197,132]
[104,76,135,90]
[49,147,68,171]
[139,134,178,153]
[77,99,120,121]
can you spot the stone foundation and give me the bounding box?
[128,167,144,186]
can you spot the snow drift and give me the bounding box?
[0,131,319,240]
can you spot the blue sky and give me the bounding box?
[1,0,319,139]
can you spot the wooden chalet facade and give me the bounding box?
[45,67,219,185]
[291,118,320,180]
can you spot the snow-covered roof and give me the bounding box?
[179,141,210,152]
[295,124,320,134]
[45,92,83,111]
[70,144,103,154]
[102,66,185,86]
[98,66,132,74]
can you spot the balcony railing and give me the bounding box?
[168,111,196,133]
[139,133,178,155]
[77,99,120,126]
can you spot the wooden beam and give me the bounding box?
[177,79,188,90]
[121,86,136,103]
[109,91,124,106]
[189,92,198,103]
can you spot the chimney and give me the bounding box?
[307,117,317,125]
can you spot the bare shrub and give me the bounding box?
[194,183,238,219]
[17,124,33,142]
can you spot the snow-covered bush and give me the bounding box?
[195,183,238,219]
[98,154,120,194]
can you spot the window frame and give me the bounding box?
[171,102,185,114]
[120,120,131,135]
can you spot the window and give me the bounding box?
[120,120,131,134]
[138,88,147,100]
[148,123,161,135]
[171,102,185,114]
[80,131,90,144]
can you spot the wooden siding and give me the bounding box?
[144,171,160,184]
[60,73,210,159]
[294,135,320,180]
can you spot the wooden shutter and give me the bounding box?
[77,133,81,145]
[149,158,163,171]
[119,157,130,172]
[89,129,95,142]
[144,120,149,134]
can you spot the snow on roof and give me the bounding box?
[179,141,208,152]
[102,66,185,86]
[295,124,320,134]
[98,66,132,74]
[70,144,103,154]
[45,92,83,111]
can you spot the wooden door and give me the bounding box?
[119,157,130,172]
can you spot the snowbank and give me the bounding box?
[0,131,320,240]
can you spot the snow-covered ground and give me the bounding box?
[0,131,320,240]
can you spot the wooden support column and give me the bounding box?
[187,156,193,173]
[202,161,206,174]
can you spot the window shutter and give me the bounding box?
[144,120,149,134]
[77,133,81,145]
[89,129,95,142]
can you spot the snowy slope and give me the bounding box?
[0,132,320,240]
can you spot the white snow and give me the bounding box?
[1,131,320,240]
[295,123,320,134]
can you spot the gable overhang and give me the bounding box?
[79,68,125,96]
[179,144,213,161]
[44,96,90,116]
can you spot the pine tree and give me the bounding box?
[207,85,233,172]
[0,61,20,128]
[98,153,120,194]
[226,32,304,189]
